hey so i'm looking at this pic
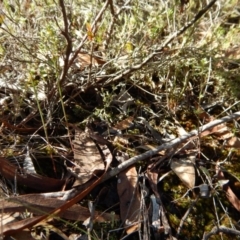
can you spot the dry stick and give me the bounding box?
[103,0,131,49]
[202,226,240,240]
[51,0,109,147]
[102,111,240,182]
[55,111,240,202]
[176,197,199,238]
[102,0,218,86]
[66,0,110,70]
[52,0,74,150]
[58,0,72,87]
[48,0,110,99]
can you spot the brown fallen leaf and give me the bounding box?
[2,229,35,240]
[77,52,105,69]
[196,108,234,140]
[224,185,240,212]
[72,129,105,185]
[171,157,195,189]
[0,194,118,222]
[224,45,240,59]
[226,136,240,148]
[2,153,112,236]
[113,116,134,131]
[117,166,141,234]
[0,157,66,192]
[216,166,240,212]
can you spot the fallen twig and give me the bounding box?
[102,111,240,182]
[60,111,240,201]
[177,197,199,238]
[44,112,240,201]
[202,225,240,240]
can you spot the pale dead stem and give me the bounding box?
[202,226,240,240]
[176,197,199,238]
[102,111,240,182]
[49,0,111,99]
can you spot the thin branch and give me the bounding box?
[102,111,240,182]
[177,197,198,238]
[103,0,131,49]
[47,0,73,100]
[203,226,240,240]
[67,0,110,70]
[48,111,240,202]
[48,0,110,98]
[158,0,218,51]
[58,0,72,86]
[52,0,74,150]
[102,0,218,86]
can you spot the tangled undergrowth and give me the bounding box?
[0,0,240,239]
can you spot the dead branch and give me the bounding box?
[102,0,218,86]
[67,0,110,69]
[57,111,240,202]
[58,111,240,202]
[103,0,131,49]
[177,197,198,238]
[102,111,240,182]
[58,0,72,87]
[203,226,240,240]
[48,0,110,99]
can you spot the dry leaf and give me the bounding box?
[77,52,105,69]
[216,167,240,212]
[226,136,240,148]
[4,230,35,240]
[117,166,141,234]
[0,194,118,222]
[0,157,66,192]
[224,45,240,59]
[0,213,21,226]
[2,158,112,236]
[86,23,94,41]
[196,108,234,140]
[113,116,134,131]
[72,129,105,185]
[224,185,240,212]
[171,158,195,189]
